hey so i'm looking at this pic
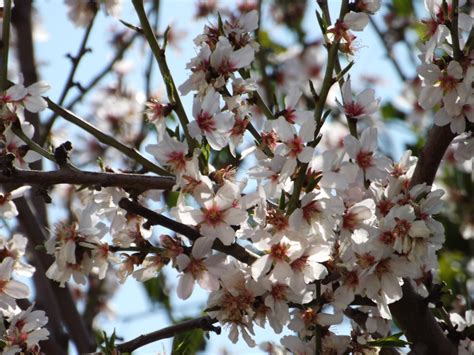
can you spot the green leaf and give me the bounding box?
[171,324,206,355]
[142,273,172,315]
[279,189,286,209]
[380,103,406,121]
[366,332,411,348]
[392,0,413,16]
[164,190,180,209]
[258,30,286,54]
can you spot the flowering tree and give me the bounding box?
[0,0,473,354]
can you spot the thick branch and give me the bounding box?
[388,124,457,355]
[119,198,258,265]
[11,0,48,227]
[0,0,12,90]
[0,168,176,190]
[116,316,220,353]
[14,197,96,353]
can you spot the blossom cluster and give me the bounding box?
[1,0,473,353]
[0,235,49,354]
[36,2,451,352]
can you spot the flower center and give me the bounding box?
[356,150,373,169]
[270,243,290,262]
[287,136,304,158]
[196,111,216,133]
[167,151,187,171]
[394,218,411,237]
[203,206,224,226]
[344,102,365,118]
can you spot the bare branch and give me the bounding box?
[39,12,97,146]
[118,198,258,265]
[132,0,196,152]
[0,168,176,191]
[116,316,220,353]
[45,98,172,177]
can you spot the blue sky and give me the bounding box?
[27,1,423,354]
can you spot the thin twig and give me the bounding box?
[132,0,196,152]
[369,17,407,82]
[0,168,176,190]
[39,13,97,146]
[134,0,161,150]
[41,33,139,141]
[45,98,172,176]
[115,316,220,353]
[119,198,258,265]
[0,0,12,90]
[286,2,348,216]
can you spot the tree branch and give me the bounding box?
[45,98,172,176]
[39,12,97,146]
[0,0,12,90]
[0,167,175,190]
[132,0,196,152]
[115,316,220,353]
[388,124,457,355]
[14,197,96,353]
[118,198,258,265]
[41,33,139,140]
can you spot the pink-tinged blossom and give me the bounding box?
[277,91,313,126]
[288,244,330,292]
[223,9,259,36]
[356,0,382,14]
[340,77,380,119]
[262,278,311,332]
[188,88,234,150]
[210,37,255,87]
[0,235,35,277]
[207,267,264,347]
[289,191,344,241]
[272,116,315,164]
[144,99,174,139]
[340,198,375,237]
[385,205,432,256]
[434,98,474,134]
[45,204,108,286]
[0,186,31,219]
[0,77,50,114]
[176,240,225,300]
[3,122,42,168]
[65,0,121,27]
[343,127,391,182]
[2,304,49,355]
[0,258,30,310]
[249,154,292,199]
[179,44,212,95]
[364,256,408,319]
[417,61,464,111]
[146,133,188,173]
[310,149,358,192]
[175,180,250,246]
[289,308,343,338]
[251,236,304,282]
[421,0,472,62]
